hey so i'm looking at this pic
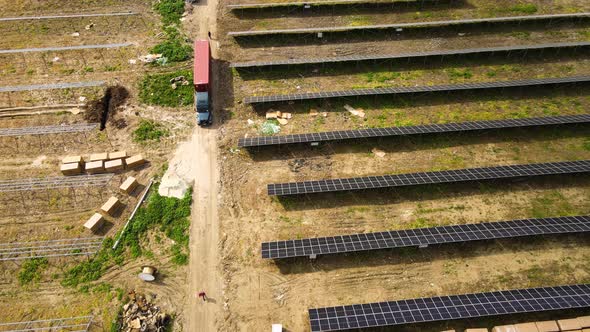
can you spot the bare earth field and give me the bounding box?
[2,0,590,330]
[0,0,195,330]
[213,0,590,330]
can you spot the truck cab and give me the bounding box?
[194,40,212,127]
[195,91,212,126]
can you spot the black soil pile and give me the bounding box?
[85,85,130,130]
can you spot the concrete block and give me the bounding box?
[515,323,538,332]
[60,162,82,176]
[89,152,109,162]
[85,160,104,174]
[465,329,488,332]
[101,196,122,216]
[62,155,83,164]
[105,159,124,172]
[84,213,104,232]
[558,319,581,331]
[493,326,517,332]
[109,151,127,160]
[534,321,559,332]
[578,317,590,329]
[120,176,139,194]
[126,154,146,169]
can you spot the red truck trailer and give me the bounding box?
[193,40,212,126]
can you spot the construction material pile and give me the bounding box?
[120,291,169,332]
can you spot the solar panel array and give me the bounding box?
[231,41,590,69]
[309,284,590,331]
[0,43,132,55]
[244,75,590,104]
[229,12,590,36]
[0,237,104,261]
[228,0,441,10]
[0,123,99,137]
[0,81,105,93]
[262,215,589,259]
[239,114,590,148]
[0,12,136,21]
[267,160,590,196]
[0,174,114,193]
[0,316,94,332]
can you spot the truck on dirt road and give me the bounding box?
[194,40,212,126]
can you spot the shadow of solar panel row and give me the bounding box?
[229,12,590,36]
[267,160,590,196]
[262,215,589,259]
[309,284,590,331]
[244,75,590,104]
[231,41,590,68]
[228,0,441,9]
[239,114,590,148]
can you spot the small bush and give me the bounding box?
[509,4,537,14]
[132,120,170,142]
[152,27,192,63]
[139,70,194,107]
[18,258,49,285]
[154,0,185,25]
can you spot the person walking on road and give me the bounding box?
[198,291,207,302]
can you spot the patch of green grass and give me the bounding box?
[83,66,94,73]
[530,191,576,218]
[583,138,590,151]
[349,15,372,26]
[447,68,473,80]
[18,258,48,285]
[509,3,537,14]
[104,65,120,72]
[63,187,193,289]
[132,119,170,142]
[139,70,193,107]
[154,0,185,25]
[510,31,531,39]
[61,238,119,288]
[121,186,192,265]
[365,71,401,83]
[151,26,192,63]
[407,217,433,229]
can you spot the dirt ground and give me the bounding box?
[212,0,590,331]
[0,0,195,330]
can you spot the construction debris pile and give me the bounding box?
[120,291,170,332]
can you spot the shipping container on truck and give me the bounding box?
[193,40,212,126]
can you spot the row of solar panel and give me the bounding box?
[239,114,590,147]
[309,284,590,331]
[229,12,590,36]
[244,75,590,104]
[267,160,590,196]
[231,41,590,69]
[228,0,445,10]
[262,215,589,259]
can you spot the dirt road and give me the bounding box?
[186,127,221,332]
[185,0,221,330]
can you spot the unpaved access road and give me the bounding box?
[185,0,222,330]
[186,127,221,332]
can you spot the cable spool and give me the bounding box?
[138,266,156,282]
